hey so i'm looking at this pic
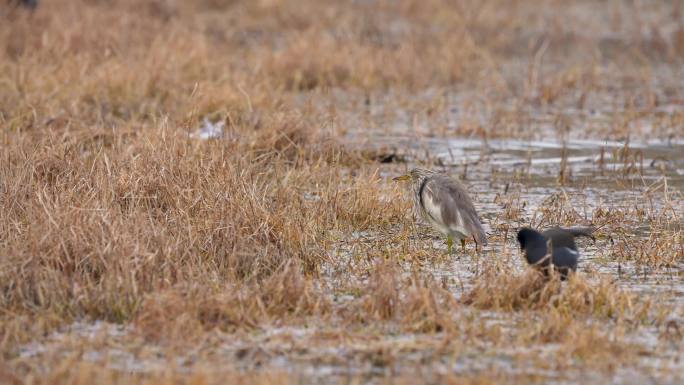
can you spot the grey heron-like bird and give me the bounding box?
[393,168,487,254]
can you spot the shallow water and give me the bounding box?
[325,126,683,382]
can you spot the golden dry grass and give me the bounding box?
[1,0,684,384]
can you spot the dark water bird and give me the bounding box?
[516,226,594,280]
[393,168,487,253]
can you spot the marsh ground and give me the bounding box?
[1,1,683,384]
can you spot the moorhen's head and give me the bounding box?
[517,227,549,265]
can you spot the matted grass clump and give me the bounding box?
[463,268,650,322]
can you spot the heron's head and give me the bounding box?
[392,168,432,182]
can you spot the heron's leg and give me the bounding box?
[446,235,453,254]
[461,239,466,253]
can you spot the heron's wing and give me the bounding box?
[421,176,487,245]
[419,179,446,227]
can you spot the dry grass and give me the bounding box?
[2,0,684,384]
[464,269,654,324]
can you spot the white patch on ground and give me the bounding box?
[192,117,225,140]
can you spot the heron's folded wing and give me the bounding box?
[422,178,487,245]
[420,180,446,226]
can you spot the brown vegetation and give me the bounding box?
[1,0,683,384]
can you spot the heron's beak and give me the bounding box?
[392,174,410,181]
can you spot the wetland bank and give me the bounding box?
[1,1,683,384]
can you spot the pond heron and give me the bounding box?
[393,168,487,253]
